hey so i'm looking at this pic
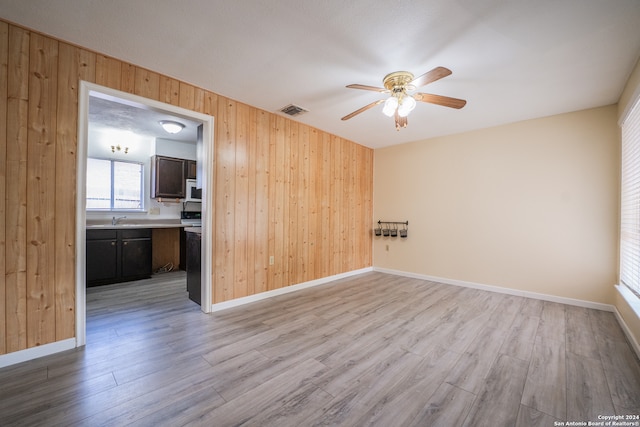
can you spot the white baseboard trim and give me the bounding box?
[0,338,77,369]
[373,267,615,312]
[209,267,374,313]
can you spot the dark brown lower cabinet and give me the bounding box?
[86,228,152,286]
[86,230,118,284]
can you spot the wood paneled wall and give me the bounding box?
[0,19,373,356]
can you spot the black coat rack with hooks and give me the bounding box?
[375,220,408,237]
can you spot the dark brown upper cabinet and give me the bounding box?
[185,160,197,180]
[151,155,186,199]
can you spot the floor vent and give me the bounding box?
[279,104,308,116]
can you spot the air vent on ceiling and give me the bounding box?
[279,104,308,116]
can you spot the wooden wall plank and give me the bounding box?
[307,128,319,281]
[159,75,180,105]
[0,21,8,355]
[281,119,292,288]
[269,116,287,290]
[246,106,258,297]
[134,67,160,100]
[26,32,58,348]
[234,102,249,298]
[352,144,362,267]
[340,138,349,272]
[345,140,356,271]
[363,147,374,266]
[359,148,367,267]
[214,97,236,302]
[298,124,310,284]
[54,43,95,341]
[339,137,348,274]
[356,145,367,267]
[367,149,374,265]
[5,100,29,352]
[288,121,299,286]
[7,25,29,101]
[95,54,121,89]
[200,89,218,117]
[254,109,270,294]
[267,115,278,291]
[319,133,331,278]
[5,24,30,353]
[179,82,196,111]
[120,63,135,94]
[193,87,206,114]
[329,135,341,276]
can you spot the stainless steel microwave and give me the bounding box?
[185,179,202,202]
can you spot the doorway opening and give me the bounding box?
[76,81,215,347]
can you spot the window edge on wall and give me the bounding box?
[619,90,640,301]
[614,284,640,358]
[620,85,640,127]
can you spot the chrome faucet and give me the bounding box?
[112,216,127,225]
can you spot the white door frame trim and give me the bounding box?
[76,81,215,346]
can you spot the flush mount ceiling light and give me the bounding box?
[342,67,467,131]
[159,120,185,134]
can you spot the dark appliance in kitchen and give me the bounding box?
[180,210,202,305]
[179,210,201,270]
[180,210,202,225]
[185,229,201,305]
[185,179,202,202]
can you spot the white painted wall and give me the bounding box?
[373,105,619,305]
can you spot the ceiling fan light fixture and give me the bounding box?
[343,66,465,130]
[382,96,398,117]
[397,95,416,117]
[159,120,185,134]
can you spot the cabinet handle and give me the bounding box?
[123,241,128,246]
[111,241,116,246]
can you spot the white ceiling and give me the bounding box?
[2,0,640,149]
[89,92,202,143]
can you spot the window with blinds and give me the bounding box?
[86,158,144,211]
[620,96,640,298]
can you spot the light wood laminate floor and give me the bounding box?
[1,271,639,426]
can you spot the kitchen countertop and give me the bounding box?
[86,219,193,230]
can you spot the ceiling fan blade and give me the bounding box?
[410,67,452,88]
[346,84,388,93]
[341,99,384,121]
[414,93,467,109]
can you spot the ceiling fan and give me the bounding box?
[341,66,466,130]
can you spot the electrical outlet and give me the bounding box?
[149,207,160,215]
[269,255,274,265]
